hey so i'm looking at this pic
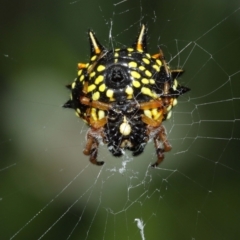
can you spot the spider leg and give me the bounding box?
[139,97,173,166]
[139,100,162,110]
[83,128,104,166]
[159,125,172,152]
[80,96,109,128]
[153,143,164,167]
[151,125,172,167]
[79,96,112,165]
[80,96,111,110]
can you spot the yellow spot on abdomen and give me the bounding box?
[91,55,97,61]
[141,87,157,98]
[106,89,114,98]
[97,65,106,72]
[128,62,137,68]
[79,75,84,82]
[92,91,100,100]
[131,71,141,79]
[150,79,155,84]
[141,78,149,84]
[99,83,106,92]
[156,59,162,66]
[132,80,141,88]
[125,85,133,95]
[141,87,153,97]
[145,70,152,77]
[95,75,104,85]
[71,82,76,89]
[153,65,160,72]
[88,84,96,92]
[90,72,96,78]
[87,64,92,70]
[143,58,150,64]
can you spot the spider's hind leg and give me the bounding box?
[83,128,104,166]
[152,125,172,167]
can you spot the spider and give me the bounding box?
[63,24,190,167]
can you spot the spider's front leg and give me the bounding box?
[83,128,105,166]
[80,96,111,165]
[139,100,173,167]
[152,125,172,167]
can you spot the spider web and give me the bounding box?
[1,0,240,239]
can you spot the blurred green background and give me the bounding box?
[1,0,240,239]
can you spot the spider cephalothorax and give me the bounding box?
[63,24,190,167]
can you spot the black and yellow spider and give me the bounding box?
[63,24,190,167]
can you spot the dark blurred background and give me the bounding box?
[1,0,240,239]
